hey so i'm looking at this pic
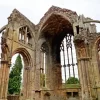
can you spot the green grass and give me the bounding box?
[62,84,80,89]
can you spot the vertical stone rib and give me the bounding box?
[0,61,9,100]
[5,66,9,99]
[78,60,84,96]
[0,64,3,98]
[1,63,6,99]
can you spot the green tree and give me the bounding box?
[66,77,79,84]
[8,54,23,94]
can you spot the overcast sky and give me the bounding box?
[0,0,100,31]
[0,0,100,78]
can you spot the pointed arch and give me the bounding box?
[38,6,78,39]
[12,48,32,67]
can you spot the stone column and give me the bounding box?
[35,48,41,90]
[91,40,100,99]
[77,59,84,99]
[0,61,10,100]
[75,42,91,100]
[45,54,52,89]
[35,47,41,100]
[24,68,29,99]
[80,58,90,100]
[21,65,32,100]
[51,63,62,90]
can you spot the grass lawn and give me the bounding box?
[62,84,80,88]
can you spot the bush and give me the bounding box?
[66,77,79,84]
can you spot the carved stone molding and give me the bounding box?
[38,6,78,27]
[8,9,35,32]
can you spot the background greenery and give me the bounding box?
[8,54,23,94]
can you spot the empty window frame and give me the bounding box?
[60,33,78,83]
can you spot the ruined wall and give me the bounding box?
[0,6,100,100]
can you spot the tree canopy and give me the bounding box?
[66,77,79,84]
[8,54,23,94]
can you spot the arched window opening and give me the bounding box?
[22,34,25,41]
[60,34,78,84]
[19,27,25,43]
[40,43,47,87]
[19,26,32,47]
[27,33,32,47]
[19,32,22,40]
[8,53,24,95]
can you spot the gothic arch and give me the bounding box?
[38,40,50,86]
[92,37,100,77]
[37,38,50,51]
[38,13,75,60]
[38,6,78,39]
[88,36,100,98]
[36,6,79,90]
[94,36,100,47]
[11,48,33,99]
[12,47,32,67]
[92,36,100,66]
[37,38,47,50]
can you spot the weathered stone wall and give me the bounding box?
[7,95,19,100]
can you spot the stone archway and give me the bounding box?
[0,11,35,99]
[38,6,77,89]
[37,6,95,100]
[12,48,32,100]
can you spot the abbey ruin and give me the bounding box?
[0,6,100,100]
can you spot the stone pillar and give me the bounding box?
[22,65,32,100]
[35,48,40,90]
[0,61,10,100]
[45,54,52,89]
[79,58,90,100]
[49,63,62,90]
[35,47,41,100]
[91,40,100,99]
[77,59,84,99]
[75,42,91,100]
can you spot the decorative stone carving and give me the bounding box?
[37,6,78,36]
[38,6,78,27]
[8,9,35,36]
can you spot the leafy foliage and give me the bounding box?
[8,54,23,94]
[66,77,79,84]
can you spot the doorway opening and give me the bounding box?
[8,53,24,95]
